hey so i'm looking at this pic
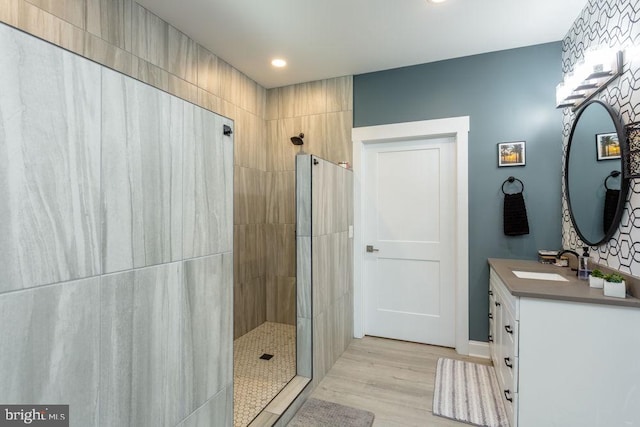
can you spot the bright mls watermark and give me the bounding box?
[0,405,68,426]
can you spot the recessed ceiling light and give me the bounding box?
[428,0,448,3]
[271,58,287,68]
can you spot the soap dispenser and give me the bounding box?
[578,246,590,280]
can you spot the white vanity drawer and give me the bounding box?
[501,302,519,358]
[503,389,517,427]
[490,269,519,320]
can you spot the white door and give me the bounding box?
[363,137,456,346]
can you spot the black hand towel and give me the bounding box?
[503,192,530,236]
[603,188,620,233]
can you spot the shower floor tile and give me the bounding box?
[234,321,296,427]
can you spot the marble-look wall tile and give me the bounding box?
[219,98,237,121]
[197,88,222,114]
[234,276,266,339]
[25,0,85,29]
[0,24,101,292]
[296,155,312,237]
[184,254,233,407]
[234,224,266,284]
[168,72,199,105]
[266,171,295,224]
[183,104,233,259]
[266,119,292,172]
[235,108,266,170]
[167,24,197,84]
[343,290,354,352]
[266,87,280,120]
[311,158,335,236]
[100,263,185,427]
[178,386,233,427]
[296,236,312,319]
[256,84,266,119]
[335,231,349,300]
[311,158,351,236]
[218,60,241,106]
[0,0,19,26]
[326,111,353,165]
[265,224,296,277]
[279,80,327,118]
[234,167,266,225]
[336,166,349,233]
[311,310,331,389]
[101,69,183,273]
[312,234,332,316]
[347,171,354,227]
[131,3,167,72]
[84,31,134,76]
[132,4,200,85]
[297,317,312,378]
[331,296,346,362]
[18,0,86,55]
[0,278,100,427]
[133,57,170,92]
[326,76,353,113]
[86,0,132,51]
[266,276,296,325]
[197,45,220,96]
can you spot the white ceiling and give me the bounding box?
[136,0,587,89]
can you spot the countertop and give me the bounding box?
[488,258,640,309]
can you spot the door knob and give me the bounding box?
[366,245,379,253]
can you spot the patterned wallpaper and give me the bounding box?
[562,0,640,275]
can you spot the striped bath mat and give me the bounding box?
[433,358,509,427]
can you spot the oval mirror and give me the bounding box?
[565,100,628,246]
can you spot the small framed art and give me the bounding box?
[596,132,620,160]
[498,141,526,167]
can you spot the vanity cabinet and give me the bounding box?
[488,263,640,427]
[489,268,519,427]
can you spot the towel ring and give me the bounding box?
[502,176,524,195]
[604,170,621,190]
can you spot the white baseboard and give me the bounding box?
[468,340,490,359]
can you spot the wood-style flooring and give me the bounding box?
[309,336,491,426]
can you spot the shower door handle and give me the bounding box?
[366,245,379,253]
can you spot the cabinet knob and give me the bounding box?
[504,357,513,368]
[505,325,513,334]
[495,301,501,307]
[504,389,513,402]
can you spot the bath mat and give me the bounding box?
[287,398,375,427]
[433,358,509,427]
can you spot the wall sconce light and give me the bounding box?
[556,48,623,110]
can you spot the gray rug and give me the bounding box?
[433,358,509,427]
[287,398,375,427]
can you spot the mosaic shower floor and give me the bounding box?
[234,321,296,427]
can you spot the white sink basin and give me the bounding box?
[512,270,569,282]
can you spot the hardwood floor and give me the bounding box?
[309,336,491,426]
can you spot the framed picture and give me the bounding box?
[596,132,620,160]
[498,141,526,167]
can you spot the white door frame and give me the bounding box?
[352,117,470,355]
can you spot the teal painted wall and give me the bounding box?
[353,42,563,342]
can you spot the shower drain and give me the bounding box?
[259,353,274,360]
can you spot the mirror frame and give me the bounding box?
[564,99,629,246]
